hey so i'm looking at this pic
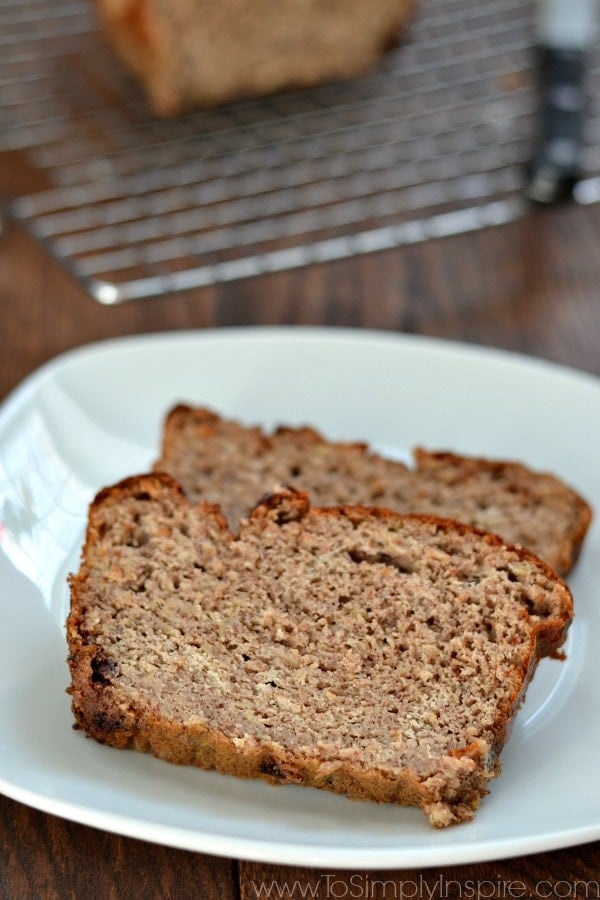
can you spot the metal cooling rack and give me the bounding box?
[1,0,600,303]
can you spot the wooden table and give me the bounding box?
[0,196,598,897]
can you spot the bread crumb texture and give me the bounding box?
[67,474,573,827]
[155,406,592,575]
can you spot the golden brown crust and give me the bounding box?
[67,474,573,827]
[92,470,186,509]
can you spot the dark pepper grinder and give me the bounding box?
[525,0,597,204]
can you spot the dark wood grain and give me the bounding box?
[0,181,599,899]
[0,795,239,900]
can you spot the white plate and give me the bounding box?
[0,327,598,869]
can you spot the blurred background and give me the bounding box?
[0,0,599,305]
[0,0,598,399]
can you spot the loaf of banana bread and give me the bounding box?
[93,0,415,115]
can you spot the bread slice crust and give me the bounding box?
[154,405,592,576]
[67,473,573,827]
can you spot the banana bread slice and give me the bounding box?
[67,473,573,827]
[93,0,414,116]
[154,405,592,575]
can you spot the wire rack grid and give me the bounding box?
[1,0,599,303]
